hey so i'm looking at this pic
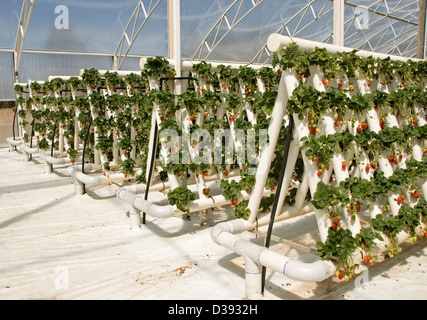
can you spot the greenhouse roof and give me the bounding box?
[0,0,425,99]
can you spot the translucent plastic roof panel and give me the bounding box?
[8,0,167,56]
[343,0,421,57]
[0,1,17,49]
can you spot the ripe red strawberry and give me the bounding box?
[356,202,361,212]
[342,163,347,170]
[297,74,302,80]
[309,126,316,135]
[334,121,339,127]
[204,111,208,116]
[331,224,338,231]
[413,191,420,198]
[370,163,376,170]
[317,170,322,177]
[424,232,427,239]
[338,81,343,88]
[277,69,281,75]
[334,217,340,225]
[338,272,344,280]
[367,82,371,87]
[364,256,369,263]
[223,170,229,176]
[160,115,165,121]
[365,165,370,173]
[413,119,418,125]
[189,115,195,121]
[397,197,402,204]
[361,122,368,130]
[356,126,361,133]
[369,259,374,265]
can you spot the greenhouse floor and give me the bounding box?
[0,146,426,300]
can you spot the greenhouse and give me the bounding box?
[0,0,426,300]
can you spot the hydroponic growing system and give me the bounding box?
[7,33,427,299]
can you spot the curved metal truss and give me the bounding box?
[191,0,265,61]
[113,0,163,70]
[13,0,36,82]
[251,0,423,65]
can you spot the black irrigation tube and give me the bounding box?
[50,120,58,171]
[81,115,92,195]
[29,119,35,161]
[11,93,29,151]
[12,101,18,151]
[261,114,294,295]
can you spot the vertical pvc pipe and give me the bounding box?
[247,70,296,223]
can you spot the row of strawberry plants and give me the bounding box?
[274,42,427,282]
[272,43,427,87]
[153,60,283,217]
[14,58,289,218]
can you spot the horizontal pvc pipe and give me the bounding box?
[267,34,422,61]
[210,219,336,284]
[139,57,267,72]
[7,137,23,147]
[117,177,273,219]
[43,154,72,165]
[22,144,40,155]
[48,75,79,81]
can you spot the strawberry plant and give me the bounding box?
[144,56,175,79]
[355,227,384,261]
[272,42,309,76]
[300,134,338,172]
[258,66,280,90]
[220,179,242,203]
[120,158,136,176]
[233,200,251,219]
[81,68,101,89]
[316,228,358,281]
[167,186,195,213]
[371,214,405,257]
[217,64,239,91]
[238,65,258,94]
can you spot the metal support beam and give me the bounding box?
[13,0,36,83]
[168,0,181,80]
[417,0,427,58]
[333,0,344,46]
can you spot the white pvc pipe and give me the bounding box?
[210,218,336,298]
[267,34,422,61]
[247,69,296,223]
[117,179,273,219]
